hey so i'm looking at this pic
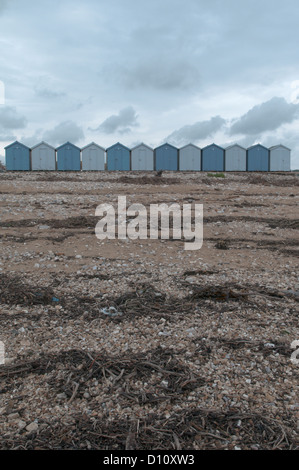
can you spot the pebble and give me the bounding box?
[17,420,27,430]
[185,276,197,284]
[7,413,20,422]
[26,422,39,433]
[57,393,67,401]
[0,171,298,449]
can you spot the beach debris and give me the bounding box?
[100,306,123,318]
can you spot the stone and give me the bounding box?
[7,413,20,422]
[26,422,38,433]
[185,276,197,284]
[57,393,67,400]
[17,420,27,430]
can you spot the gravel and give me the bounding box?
[0,170,298,450]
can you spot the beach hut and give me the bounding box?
[106,143,130,171]
[201,143,224,172]
[81,142,105,171]
[5,141,30,171]
[131,143,154,171]
[225,144,246,171]
[179,144,201,171]
[247,144,269,172]
[154,143,178,171]
[269,145,291,171]
[31,141,56,171]
[56,142,81,171]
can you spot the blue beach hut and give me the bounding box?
[201,144,224,172]
[154,143,178,171]
[56,142,81,171]
[5,141,31,171]
[106,143,130,171]
[247,144,269,172]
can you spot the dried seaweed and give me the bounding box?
[247,174,299,187]
[117,175,179,185]
[0,346,297,450]
[0,406,296,450]
[0,274,56,306]
[187,285,249,302]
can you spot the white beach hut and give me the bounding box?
[81,142,105,171]
[31,141,56,171]
[225,144,246,171]
[131,143,154,171]
[179,144,201,171]
[269,145,291,171]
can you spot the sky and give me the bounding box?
[1,0,299,168]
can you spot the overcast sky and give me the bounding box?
[1,0,299,167]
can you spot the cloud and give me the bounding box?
[166,116,226,146]
[2,1,299,163]
[35,87,66,99]
[0,105,26,142]
[0,132,16,142]
[0,0,7,13]
[34,76,66,100]
[229,97,299,136]
[42,121,84,146]
[91,106,139,134]
[120,59,201,92]
[20,129,44,147]
[221,135,263,150]
[0,106,27,129]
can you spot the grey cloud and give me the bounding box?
[91,107,139,134]
[35,87,66,99]
[42,121,84,146]
[0,132,16,142]
[166,116,226,146]
[121,59,201,91]
[2,0,299,162]
[263,128,298,153]
[20,129,44,147]
[229,97,299,136]
[0,0,7,13]
[0,106,27,129]
[119,22,203,91]
[34,75,66,99]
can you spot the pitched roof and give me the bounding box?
[31,141,56,150]
[81,142,105,151]
[131,142,154,151]
[5,140,30,150]
[269,144,291,151]
[225,144,246,151]
[247,143,269,151]
[106,142,130,151]
[202,143,224,150]
[56,141,81,151]
[155,142,178,150]
[179,143,201,150]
